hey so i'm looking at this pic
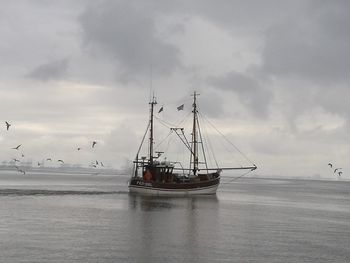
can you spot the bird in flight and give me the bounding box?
[15,166,26,175]
[92,141,97,148]
[334,168,342,174]
[5,121,11,131]
[338,171,343,176]
[77,147,81,151]
[46,158,52,161]
[328,163,333,168]
[58,159,64,164]
[12,158,20,162]
[100,162,104,167]
[21,153,25,158]
[12,144,22,150]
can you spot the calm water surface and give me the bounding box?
[0,171,349,263]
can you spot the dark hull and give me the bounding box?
[128,177,220,195]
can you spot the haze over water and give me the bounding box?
[0,171,349,263]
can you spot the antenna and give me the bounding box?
[148,63,153,102]
[150,63,153,90]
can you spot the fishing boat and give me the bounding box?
[128,91,256,195]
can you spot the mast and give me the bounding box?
[191,91,199,175]
[149,95,157,165]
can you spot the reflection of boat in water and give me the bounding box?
[128,91,256,196]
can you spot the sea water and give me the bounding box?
[0,171,349,263]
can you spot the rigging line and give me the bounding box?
[200,114,219,169]
[136,121,150,158]
[202,134,215,169]
[221,169,253,185]
[158,110,192,138]
[197,110,217,168]
[175,110,193,127]
[154,116,173,129]
[132,121,150,177]
[200,112,255,165]
[171,128,192,153]
[154,111,191,129]
[180,128,191,150]
[156,101,189,130]
[164,131,175,156]
[154,130,173,150]
[198,111,242,167]
[196,116,209,173]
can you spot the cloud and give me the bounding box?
[1,0,350,177]
[208,71,272,118]
[79,0,182,80]
[27,58,69,81]
[261,1,350,84]
[197,90,225,118]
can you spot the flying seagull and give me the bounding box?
[92,141,97,148]
[12,144,22,150]
[46,158,52,161]
[12,158,20,162]
[100,162,104,167]
[328,163,333,168]
[21,153,25,158]
[5,121,11,131]
[334,168,342,174]
[77,147,81,151]
[57,159,64,164]
[15,166,25,175]
[338,171,343,176]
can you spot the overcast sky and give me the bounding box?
[0,0,349,179]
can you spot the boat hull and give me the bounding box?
[128,177,220,196]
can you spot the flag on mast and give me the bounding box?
[177,104,184,111]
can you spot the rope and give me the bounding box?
[154,130,173,150]
[221,169,253,185]
[154,111,192,129]
[200,112,255,165]
[154,116,174,129]
[198,114,219,168]
[198,112,242,167]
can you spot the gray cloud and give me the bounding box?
[79,0,182,80]
[27,58,69,81]
[197,90,225,118]
[208,71,272,118]
[261,1,350,84]
[155,0,306,28]
[1,0,350,177]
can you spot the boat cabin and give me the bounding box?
[142,161,175,183]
